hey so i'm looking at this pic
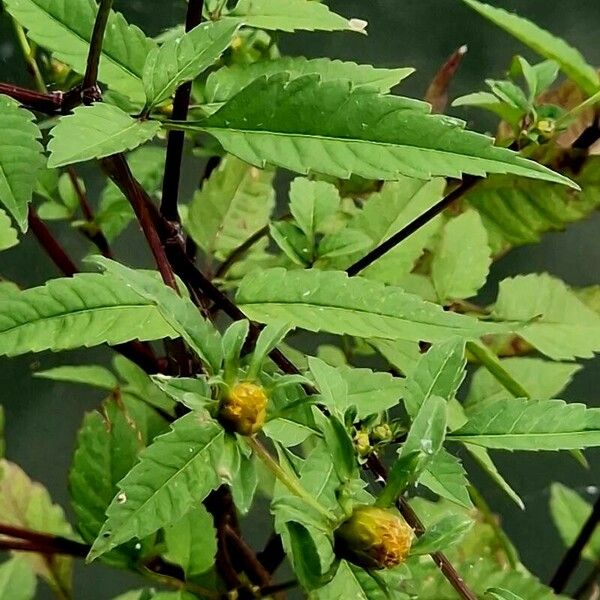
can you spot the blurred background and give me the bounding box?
[1,0,600,597]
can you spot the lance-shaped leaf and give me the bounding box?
[492,273,600,360]
[179,74,575,185]
[462,0,599,95]
[89,414,226,560]
[317,560,392,599]
[36,365,119,391]
[205,57,414,103]
[432,210,492,302]
[0,273,176,356]
[0,460,74,596]
[143,20,240,108]
[0,558,36,600]
[464,158,600,255]
[550,483,600,561]
[223,0,364,33]
[185,155,275,260]
[0,95,45,232]
[448,398,600,451]
[69,398,146,567]
[3,0,156,101]
[48,104,160,168]
[411,513,474,555]
[419,449,472,509]
[237,268,513,344]
[92,258,222,373]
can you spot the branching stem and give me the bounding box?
[82,0,114,101]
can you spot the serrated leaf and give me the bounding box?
[337,178,445,283]
[35,365,119,390]
[98,147,165,241]
[550,483,600,561]
[286,521,325,590]
[0,558,36,600]
[464,158,600,255]
[467,358,581,405]
[205,57,413,103]
[69,397,145,567]
[320,413,357,482]
[236,268,513,344]
[462,0,599,95]
[163,505,217,577]
[186,155,275,260]
[411,513,473,555]
[143,20,240,108]
[419,449,473,509]
[403,338,466,419]
[89,414,226,560]
[485,589,525,600]
[93,258,223,374]
[449,398,600,450]
[48,104,160,168]
[180,75,574,185]
[375,452,423,508]
[0,208,19,250]
[0,273,176,357]
[231,453,257,515]
[4,0,156,100]
[308,357,348,417]
[316,560,390,600]
[317,229,372,261]
[0,95,45,232]
[0,460,74,595]
[224,0,362,33]
[432,210,491,302]
[492,273,600,360]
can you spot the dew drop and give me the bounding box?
[117,492,127,504]
[586,485,598,495]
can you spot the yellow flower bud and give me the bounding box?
[335,505,413,570]
[218,381,268,436]
[536,119,556,136]
[354,430,372,457]
[371,424,393,443]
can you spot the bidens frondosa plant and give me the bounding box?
[0,0,599,598]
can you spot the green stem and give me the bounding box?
[248,437,336,522]
[468,485,519,569]
[556,88,600,129]
[466,340,530,398]
[11,20,46,93]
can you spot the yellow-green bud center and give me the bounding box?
[354,430,372,457]
[334,505,413,570]
[218,381,268,436]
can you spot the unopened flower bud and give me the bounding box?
[218,381,268,436]
[354,430,372,457]
[335,505,413,570]
[536,118,556,136]
[371,423,393,443]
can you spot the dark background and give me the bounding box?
[1,1,600,597]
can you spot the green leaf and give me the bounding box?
[550,483,600,561]
[317,229,372,262]
[0,273,176,357]
[467,358,581,405]
[4,0,156,100]
[375,452,423,507]
[89,415,226,561]
[236,268,513,344]
[35,365,119,391]
[308,357,348,417]
[399,395,447,470]
[143,20,240,108]
[0,558,36,600]
[0,95,45,232]
[316,560,391,600]
[464,158,600,255]
[286,521,326,590]
[403,338,466,421]
[419,449,473,509]
[432,210,491,302]
[181,75,574,185]
[48,104,160,168]
[289,178,340,245]
[205,57,414,103]
[492,273,600,360]
[163,505,217,577]
[249,321,292,377]
[97,147,165,241]
[337,178,445,283]
[92,258,223,373]
[186,155,275,260]
[452,92,525,125]
[411,513,474,555]
[0,459,74,596]
[462,0,599,95]
[0,208,19,251]
[485,589,525,600]
[69,397,145,567]
[319,413,357,482]
[224,0,364,33]
[449,398,600,450]
[231,453,258,515]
